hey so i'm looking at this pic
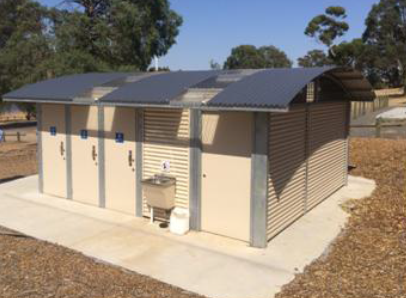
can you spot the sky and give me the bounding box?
[38,0,379,70]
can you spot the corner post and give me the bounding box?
[97,104,106,207]
[36,104,44,193]
[250,112,269,248]
[344,101,351,186]
[189,109,202,231]
[65,105,73,199]
[135,108,144,217]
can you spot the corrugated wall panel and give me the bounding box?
[307,101,347,210]
[267,101,349,241]
[267,105,307,240]
[142,108,190,218]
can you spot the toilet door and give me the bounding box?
[71,105,99,206]
[104,107,137,215]
[41,104,67,198]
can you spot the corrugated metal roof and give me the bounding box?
[2,67,374,110]
[100,71,221,104]
[3,73,129,102]
[206,67,374,109]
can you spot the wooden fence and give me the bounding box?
[0,132,26,142]
[351,96,389,120]
[351,119,404,138]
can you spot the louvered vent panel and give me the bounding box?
[142,108,190,219]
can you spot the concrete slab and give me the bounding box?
[0,175,376,298]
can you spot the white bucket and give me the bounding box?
[170,208,190,235]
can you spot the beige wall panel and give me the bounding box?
[71,105,99,206]
[104,107,137,215]
[142,109,190,218]
[267,105,307,240]
[201,112,252,242]
[41,104,67,198]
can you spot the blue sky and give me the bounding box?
[39,0,379,70]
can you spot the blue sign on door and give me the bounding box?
[50,126,57,136]
[80,129,88,140]
[115,132,124,143]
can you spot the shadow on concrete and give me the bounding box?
[0,176,25,185]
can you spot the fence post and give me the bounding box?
[375,118,382,138]
[17,132,21,142]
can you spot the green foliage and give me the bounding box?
[305,6,349,48]
[53,0,183,71]
[0,0,183,115]
[0,0,52,113]
[331,39,367,68]
[298,50,332,67]
[224,45,292,69]
[303,3,405,88]
[363,0,406,87]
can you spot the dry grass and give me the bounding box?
[277,138,406,298]
[0,143,37,180]
[375,87,404,97]
[0,112,27,124]
[388,95,406,107]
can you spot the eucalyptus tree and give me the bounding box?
[224,45,292,69]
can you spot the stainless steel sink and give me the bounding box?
[143,175,174,186]
[142,175,176,210]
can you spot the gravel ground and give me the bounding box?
[0,140,405,298]
[277,138,406,298]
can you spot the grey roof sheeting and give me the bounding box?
[3,72,129,102]
[100,70,222,104]
[3,67,374,110]
[207,67,374,109]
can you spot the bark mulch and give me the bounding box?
[0,227,204,298]
[277,138,406,298]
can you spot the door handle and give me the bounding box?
[92,145,98,161]
[128,150,135,167]
[60,141,65,156]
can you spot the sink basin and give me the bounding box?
[142,175,176,210]
[143,175,175,186]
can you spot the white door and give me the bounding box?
[71,105,99,206]
[104,107,137,215]
[201,112,252,242]
[41,104,67,198]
